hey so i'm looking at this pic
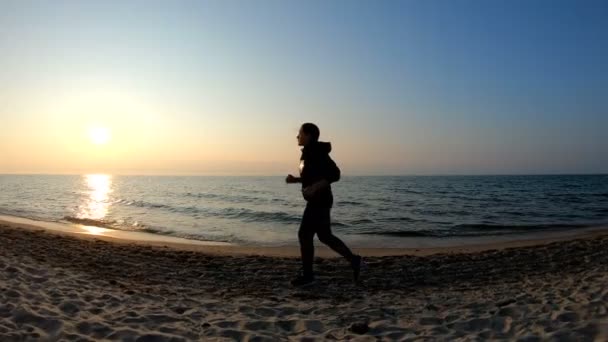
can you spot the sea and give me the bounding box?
[1,174,607,247]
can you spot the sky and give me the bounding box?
[1,0,607,175]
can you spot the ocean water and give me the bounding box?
[1,174,607,247]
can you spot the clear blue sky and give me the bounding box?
[1,0,606,175]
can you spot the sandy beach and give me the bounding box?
[3,0,607,340]
[1,220,608,341]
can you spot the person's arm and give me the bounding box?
[285,174,301,184]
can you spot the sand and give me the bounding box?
[1,220,608,341]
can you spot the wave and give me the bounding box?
[138,227,174,235]
[133,226,247,245]
[378,216,421,223]
[63,216,117,228]
[69,198,304,226]
[358,230,435,237]
[402,190,424,195]
[63,216,246,244]
[184,192,291,206]
[346,216,423,224]
[412,209,472,216]
[451,223,594,232]
[336,200,367,206]
[356,223,602,238]
[221,207,302,224]
[124,200,174,210]
[349,218,375,224]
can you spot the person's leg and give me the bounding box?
[297,205,317,278]
[315,207,355,262]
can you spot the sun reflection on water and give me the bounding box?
[78,174,112,221]
[82,225,110,235]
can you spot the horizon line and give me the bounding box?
[1,172,607,177]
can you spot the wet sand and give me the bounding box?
[1,219,608,341]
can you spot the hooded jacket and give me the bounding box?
[299,141,341,207]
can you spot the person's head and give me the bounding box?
[297,123,320,146]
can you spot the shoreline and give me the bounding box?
[1,214,608,257]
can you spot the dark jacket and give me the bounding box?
[299,141,341,207]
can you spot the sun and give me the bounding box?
[88,126,111,145]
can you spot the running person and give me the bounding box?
[286,123,362,286]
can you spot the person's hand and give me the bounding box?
[286,174,299,184]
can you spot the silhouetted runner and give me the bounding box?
[286,123,362,286]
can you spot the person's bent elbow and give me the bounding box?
[329,168,341,184]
